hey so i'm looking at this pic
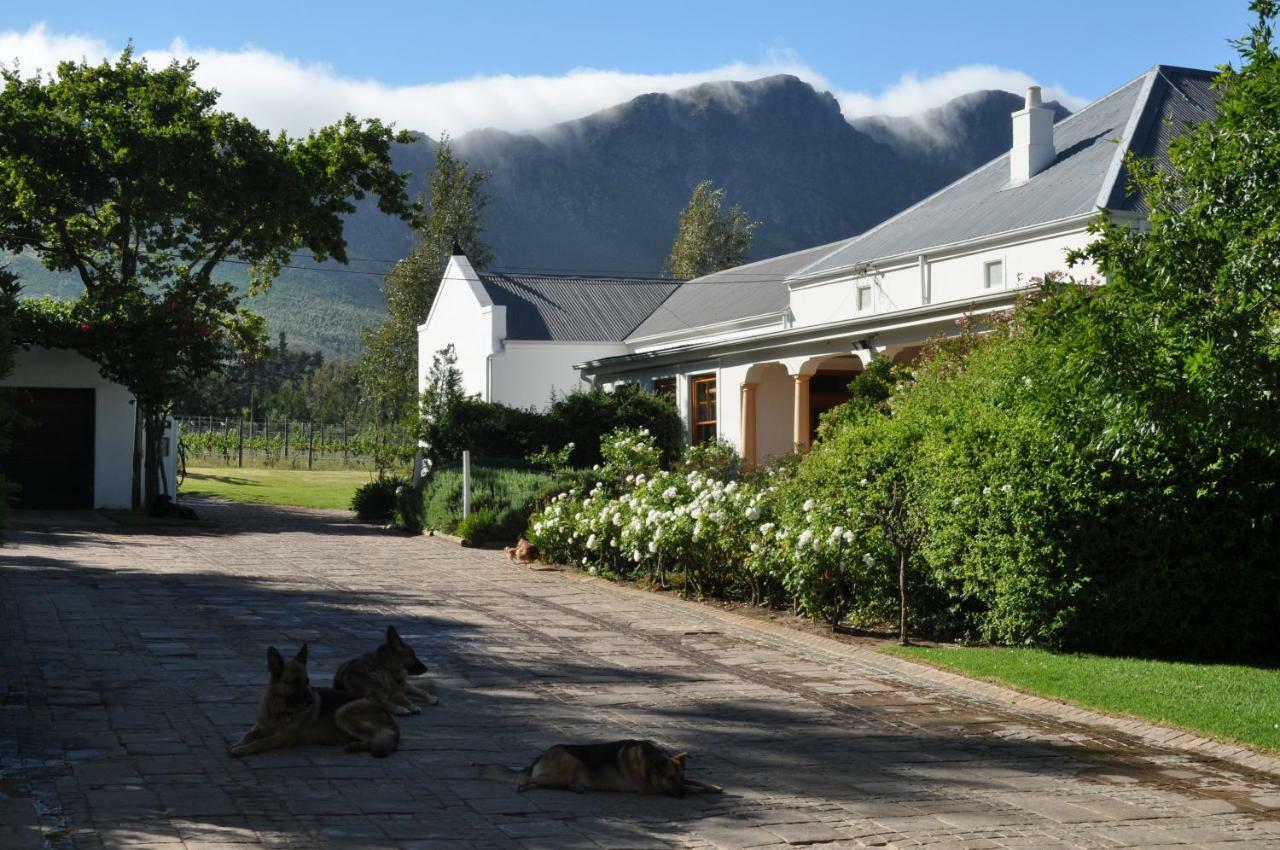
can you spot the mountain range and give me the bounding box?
[9,75,1068,357]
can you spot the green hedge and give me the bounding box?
[422,465,556,543]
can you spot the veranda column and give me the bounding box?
[739,382,758,467]
[793,374,811,452]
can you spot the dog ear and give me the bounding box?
[386,625,402,647]
[671,752,688,766]
[267,646,284,678]
[294,643,308,666]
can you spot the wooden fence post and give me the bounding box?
[237,414,244,468]
[307,420,314,470]
[284,419,290,459]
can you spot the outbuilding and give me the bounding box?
[2,346,176,510]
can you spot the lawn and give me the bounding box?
[181,467,370,510]
[885,646,1280,752]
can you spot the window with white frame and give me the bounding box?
[855,284,872,312]
[984,259,1004,289]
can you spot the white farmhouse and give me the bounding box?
[417,255,679,410]
[418,66,1218,463]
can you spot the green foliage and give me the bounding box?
[664,179,762,279]
[0,49,415,503]
[360,138,491,419]
[422,464,554,537]
[682,437,742,482]
[350,476,405,522]
[456,508,525,547]
[546,385,684,468]
[394,481,425,533]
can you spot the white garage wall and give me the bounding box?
[4,347,135,509]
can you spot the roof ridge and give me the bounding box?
[479,271,677,284]
[1095,67,1167,210]
[792,69,1163,280]
[623,280,687,339]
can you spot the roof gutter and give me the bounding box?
[579,287,1025,375]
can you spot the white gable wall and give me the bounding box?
[418,256,503,401]
[491,341,629,411]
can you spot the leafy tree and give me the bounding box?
[360,137,491,419]
[0,50,415,505]
[417,345,467,470]
[664,180,762,279]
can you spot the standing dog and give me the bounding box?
[228,644,400,758]
[333,625,439,715]
[476,740,723,796]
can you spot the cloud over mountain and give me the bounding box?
[1,23,1086,136]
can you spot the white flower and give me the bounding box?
[745,506,760,521]
[593,464,600,471]
[586,534,597,550]
[798,529,814,547]
[633,550,642,562]
[750,542,759,553]
[648,540,658,553]
[581,557,588,565]
[859,478,868,486]
[759,522,775,535]
[842,530,854,543]
[983,486,992,495]
[662,487,678,500]
[952,497,962,507]
[1001,483,1012,493]
[803,499,816,512]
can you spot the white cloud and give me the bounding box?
[0,24,1087,137]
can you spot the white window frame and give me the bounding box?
[984,259,1004,290]
[855,283,873,312]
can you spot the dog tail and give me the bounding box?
[370,727,400,759]
[474,763,522,783]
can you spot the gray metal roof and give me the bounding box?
[624,241,843,340]
[801,66,1217,276]
[1105,67,1220,212]
[476,272,681,342]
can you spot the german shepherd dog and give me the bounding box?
[477,740,723,797]
[333,625,439,715]
[228,644,400,758]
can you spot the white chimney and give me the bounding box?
[1010,85,1055,185]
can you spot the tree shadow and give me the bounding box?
[2,517,1272,849]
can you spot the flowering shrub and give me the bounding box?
[528,428,900,623]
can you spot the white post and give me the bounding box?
[461,450,471,520]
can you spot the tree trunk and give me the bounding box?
[898,547,910,646]
[141,406,166,510]
[131,404,144,510]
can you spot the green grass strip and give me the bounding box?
[885,646,1280,752]
[181,467,371,511]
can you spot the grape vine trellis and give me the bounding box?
[176,416,411,471]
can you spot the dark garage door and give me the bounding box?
[2,388,95,510]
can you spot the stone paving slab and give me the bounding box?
[1,498,1279,849]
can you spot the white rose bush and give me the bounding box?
[527,427,899,623]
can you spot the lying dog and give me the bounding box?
[333,625,439,715]
[228,644,400,758]
[504,537,537,563]
[476,739,723,797]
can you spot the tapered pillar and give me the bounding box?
[739,382,758,467]
[793,374,811,452]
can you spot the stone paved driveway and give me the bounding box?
[3,499,1280,850]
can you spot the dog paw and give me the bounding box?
[426,695,440,706]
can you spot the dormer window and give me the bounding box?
[856,284,872,312]
[984,260,1004,290]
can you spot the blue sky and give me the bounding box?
[0,2,1256,136]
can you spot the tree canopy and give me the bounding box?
[664,179,761,279]
[359,137,491,419]
[0,49,417,503]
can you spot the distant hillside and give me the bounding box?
[10,77,1067,357]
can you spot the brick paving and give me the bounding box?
[2,498,1280,850]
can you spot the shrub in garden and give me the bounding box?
[455,507,525,547]
[350,476,404,522]
[682,437,742,482]
[547,385,684,469]
[421,465,555,537]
